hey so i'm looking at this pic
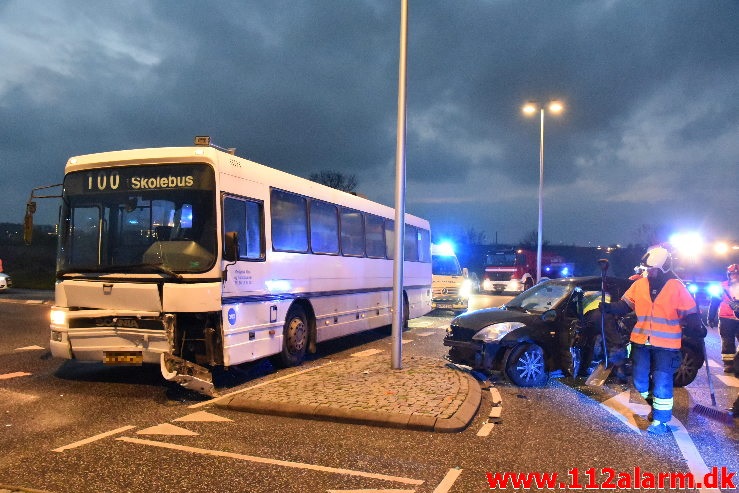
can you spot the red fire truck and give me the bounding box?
[481,248,573,293]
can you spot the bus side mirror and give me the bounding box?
[223,231,240,262]
[23,201,36,245]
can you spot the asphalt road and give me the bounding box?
[0,292,737,493]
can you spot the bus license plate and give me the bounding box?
[103,351,143,365]
[436,303,454,309]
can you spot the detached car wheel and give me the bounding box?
[673,342,702,388]
[505,343,548,387]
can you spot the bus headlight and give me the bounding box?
[50,309,67,326]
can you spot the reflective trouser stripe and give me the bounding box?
[722,354,735,362]
[653,396,673,411]
[640,391,650,400]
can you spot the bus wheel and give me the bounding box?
[280,305,308,367]
[402,296,409,329]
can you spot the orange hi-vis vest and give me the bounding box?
[717,280,739,320]
[622,277,697,350]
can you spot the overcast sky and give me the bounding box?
[2,0,737,247]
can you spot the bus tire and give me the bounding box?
[402,295,409,329]
[279,305,308,367]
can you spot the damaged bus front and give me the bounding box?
[50,152,221,394]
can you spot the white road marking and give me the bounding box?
[117,437,424,486]
[707,359,722,369]
[413,332,435,337]
[188,362,333,409]
[489,388,502,405]
[432,468,462,493]
[136,423,198,436]
[601,391,645,434]
[401,339,412,345]
[352,349,384,358]
[0,372,31,380]
[52,425,135,452]
[601,391,721,493]
[174,411,233,422]
[671,420,722,493]
[14,345,45,351]
[715,374,739,387]
[327,490,414,493]
[477,422,495,437]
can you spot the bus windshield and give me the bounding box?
[57,164,217,275]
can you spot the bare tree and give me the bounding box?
[309,170,358,193]
[519,230,549,249]
[634,223,670,248]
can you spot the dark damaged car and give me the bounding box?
[443,276,704,387]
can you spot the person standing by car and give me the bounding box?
[602,246,704,435]
[708,263,739,373]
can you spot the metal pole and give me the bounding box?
[536,108,544,283]
[391,0,408,369]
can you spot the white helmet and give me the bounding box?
[640,246,672,273]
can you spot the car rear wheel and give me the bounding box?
[673,343,702,387]
[505,343,548,387]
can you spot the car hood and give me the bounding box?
[452,307,537,331]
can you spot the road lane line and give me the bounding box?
[188,362,334,409]
[0,372,31,380]
[413,331,435,337]
[14,345,45,351]
[52,425,135,452]
[352,349,384,358]
[117,437,424,485]
[432,468,462,493]
[477,422,495,436]
[715,374,739,387]
[670,420,722,493]
[601,391,721,493]
[601,391,645,434]
[327,490,414,492]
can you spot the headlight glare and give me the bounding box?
[459,279,472,298]
[472,322,526,343]
[50,309,67,326]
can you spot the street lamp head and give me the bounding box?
[522,102,538,115]
[548,100,564,114]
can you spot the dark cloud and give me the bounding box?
[1,0,737,247]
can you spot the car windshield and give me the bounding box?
[505,280,574,313]
[57,163,217,275]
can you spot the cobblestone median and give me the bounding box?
[218,354,481,432]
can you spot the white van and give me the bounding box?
[431,243,472,312]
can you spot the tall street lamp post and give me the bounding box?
[522,100,564,283]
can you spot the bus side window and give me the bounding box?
[309,199,339,254]
[417,227,430,262]
[404,225,419,262]
[340,208,365,256]
[271,189,308,253]
[384,220,395,260]
[365,214,385,258]
[223,196,264,260]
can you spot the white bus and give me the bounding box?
[49,137,432,394]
